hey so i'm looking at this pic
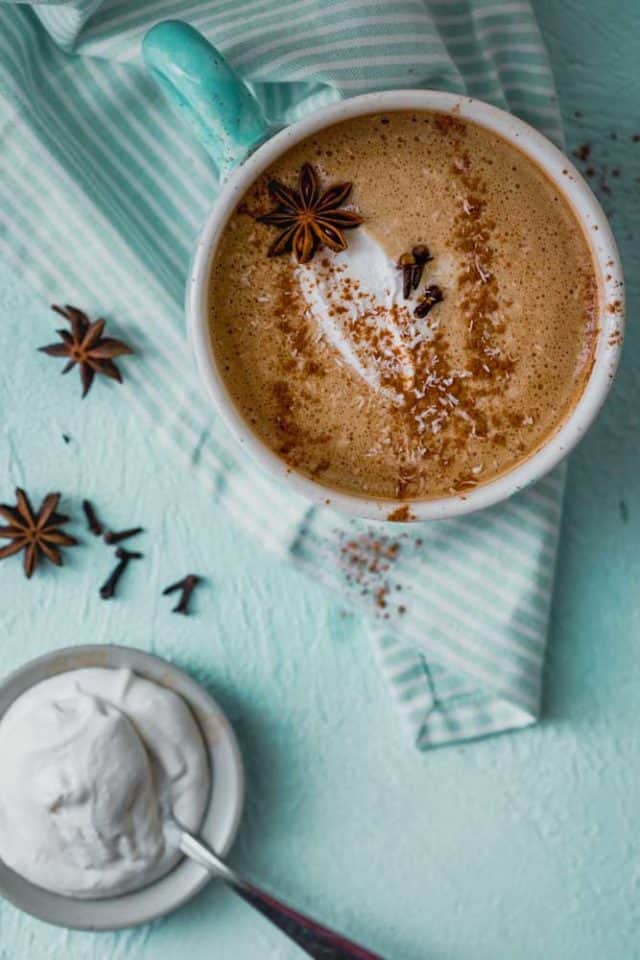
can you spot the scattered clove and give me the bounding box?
[162,574,201,615]
[104,526,143,546]
[51,493,203,611]
[82,499,103,537]
[100,546,143,600]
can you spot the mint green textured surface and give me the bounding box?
[0,4,639,960]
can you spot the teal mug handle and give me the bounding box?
[142,20,271,178]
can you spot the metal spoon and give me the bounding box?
[171,818,386,959]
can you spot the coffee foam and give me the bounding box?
[209,111,598,501]
[296,228,433,403]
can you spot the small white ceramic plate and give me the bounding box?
[0,645,244,930]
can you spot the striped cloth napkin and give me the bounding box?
[0,0,565,749]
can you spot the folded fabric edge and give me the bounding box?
[33,0,104,55]
[371,627,537,751]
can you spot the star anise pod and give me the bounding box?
[39,305,133,398]
[0,488,78,578]
[258,163,363,263]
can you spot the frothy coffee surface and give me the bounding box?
[209,111,598,501]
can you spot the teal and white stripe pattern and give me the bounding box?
[0,0,565,749]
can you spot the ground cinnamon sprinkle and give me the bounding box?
[300,140,518,499]
[272,379,297,445]
[573,143,592,163]
[570,120,639,227]
[434,113,467,137]
[339,532,405,616]
[374,141,519,496]
[236,176,272,218]
[387,505,415,522]
[268,266,334,470]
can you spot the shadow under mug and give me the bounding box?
[143,20,624,523]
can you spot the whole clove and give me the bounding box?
[414,284,444,318]
[99,546,143,600]
[82,499,103,537]
[398,244,432,299]
[162,574,201,615]
[103,526,143,546]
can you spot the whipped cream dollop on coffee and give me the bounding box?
[0,668,209,898]
[296,229,453,405]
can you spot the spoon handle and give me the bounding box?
[178,829,385,959]
[232,880,385,960]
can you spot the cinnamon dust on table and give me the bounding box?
[569,119,629,332]
[338,531,409,618]
[570,119,640,232]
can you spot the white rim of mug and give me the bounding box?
[0,645,245,930]
[188,90,624,522]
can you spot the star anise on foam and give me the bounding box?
[258,163,363,263]
[39,305,133,398]
[0,489,78,578]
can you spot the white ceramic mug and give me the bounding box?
[144,21,624,522]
